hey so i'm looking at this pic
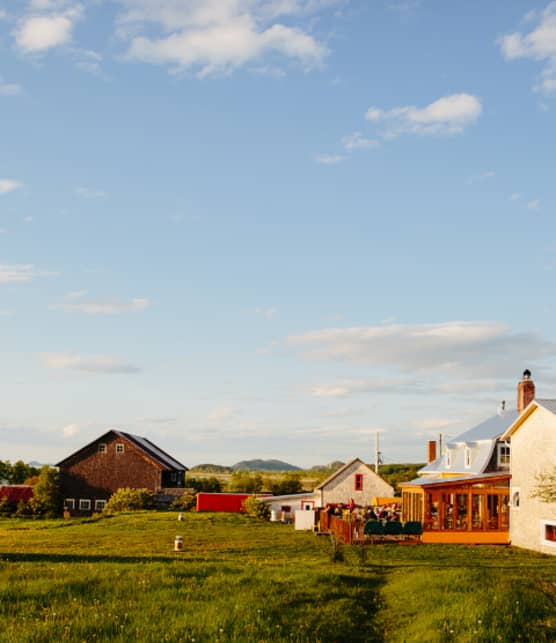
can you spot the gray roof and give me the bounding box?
[118,431,187,471]
[536,399,556,415]
[401,472,510,488]
[419,411,517,476]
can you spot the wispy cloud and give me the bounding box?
[62,423,80,437]
[75,186,107,199]
[468,170,496,184]
[510,192,521,201]
[0,264,57,284]
[42,352,141,374]
[117,0,335,77]
[499,2,556,94]
[527,198,541,210]
[0,179,24,194]
[365,93,482,138]
[314,153,345,164]
[57,297,151,314]
[255,307,277,319]
[288,320,556,377]
[0,83,22,96]
[341,132,379,151]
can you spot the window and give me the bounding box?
[541,520,556,547]
[497,442,511,469]
[98,443,107,454]
[116,443,125,454]
[511,488,520,509]
[354,474,363,491]
[95,499,106,512]
[464,447,472,469]
[79,499,91,511]
[65,498,75,510]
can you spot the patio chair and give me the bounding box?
[383,521,403,540]
[402,521,423,542]
[363,520,384,544]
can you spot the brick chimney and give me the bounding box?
[517,369,535,413]
[427,440,437,464]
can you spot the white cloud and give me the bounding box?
[0,83,22,96]
[365,93,482,138]
[42,353,141,374]
[468,170,495,184]
[58,297,151,314]
[0,179,24,194]
[62,423,80,437]
[499,2,556,94]
[117,0,331,76]
[23,216,34,224]
[65,289,87,299]
[207,406,241,422]
[528,198,541,210]
[314,153,345,164]
[510,192,521,201]
[341,131,379,151]
[0,264,57,284]
[288,321,556,376]
[14,5,82,54]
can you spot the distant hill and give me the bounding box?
[232,459,301,472]
[189,464,232,474]
[309,461,345,473]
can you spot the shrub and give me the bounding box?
[170,491,197,512]
[32,466,61,518]
[0,496,13,517]
[242,495,270,520]
[104,488,154,513]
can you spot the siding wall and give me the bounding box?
[509,406,556,555]
[317,461,394,506]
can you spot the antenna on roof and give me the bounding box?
[375,431,382,474]
[498,400,506,416]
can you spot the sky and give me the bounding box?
[1,0,556,469]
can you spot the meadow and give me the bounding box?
[1,512,555,642]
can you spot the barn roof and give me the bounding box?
[314,458,375,490]
[56,429,187,470]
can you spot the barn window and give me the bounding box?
[354,474,363,491]
[541,520,556,547]
[98,443,107,454]
[95,499,106,512]
[79,499,91,511]
[65,498,75,510]
[116,443,125,454]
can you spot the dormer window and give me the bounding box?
[497,442,510,469]
[464,446,472,469]
[116,443,125,454]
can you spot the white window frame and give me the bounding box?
[98,443,107,454]
[464,446,472,469]
[95,499,107,512]
[65,498,75,510]
[497,441,511,469]
[116,443,125,454]
[540,520,556,548]
[511,487,520,510]
[79,499,91,511]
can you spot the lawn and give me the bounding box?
[0,512,555,642]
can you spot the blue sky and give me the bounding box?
[1,0,556,468]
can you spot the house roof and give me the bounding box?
[314,458,371,490]
[419,411,517,476]
[56,429,187,471]
[502,398,556,439]
[400,472,511,489]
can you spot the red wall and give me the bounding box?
[0,485,34,503]
[196,493,270,513]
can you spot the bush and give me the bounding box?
[0,496,13,517]
[186,477,222,493]
[32,466,61,518]
[242,496,270,520]
[104,488,154,513]
[170,491,197,512]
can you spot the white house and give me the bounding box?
[502,397,556,555]
[313,458,394,507]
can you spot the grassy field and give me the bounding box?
[1,512,556,642]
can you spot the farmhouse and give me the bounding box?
[502,398,556,555]
[57,430,187,514]
[313,458,394,507]
[400,372,537,544]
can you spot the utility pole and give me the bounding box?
[375,431,381,474]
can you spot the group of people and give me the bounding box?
[326,500,402,523]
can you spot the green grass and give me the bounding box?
[1,513,555,642]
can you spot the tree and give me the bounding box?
[242,496,270,520]
[228,471,263,493]
[531,467,556,503]
[31,466,61,517]
[265,472,303,496]
[104,488,154,513]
